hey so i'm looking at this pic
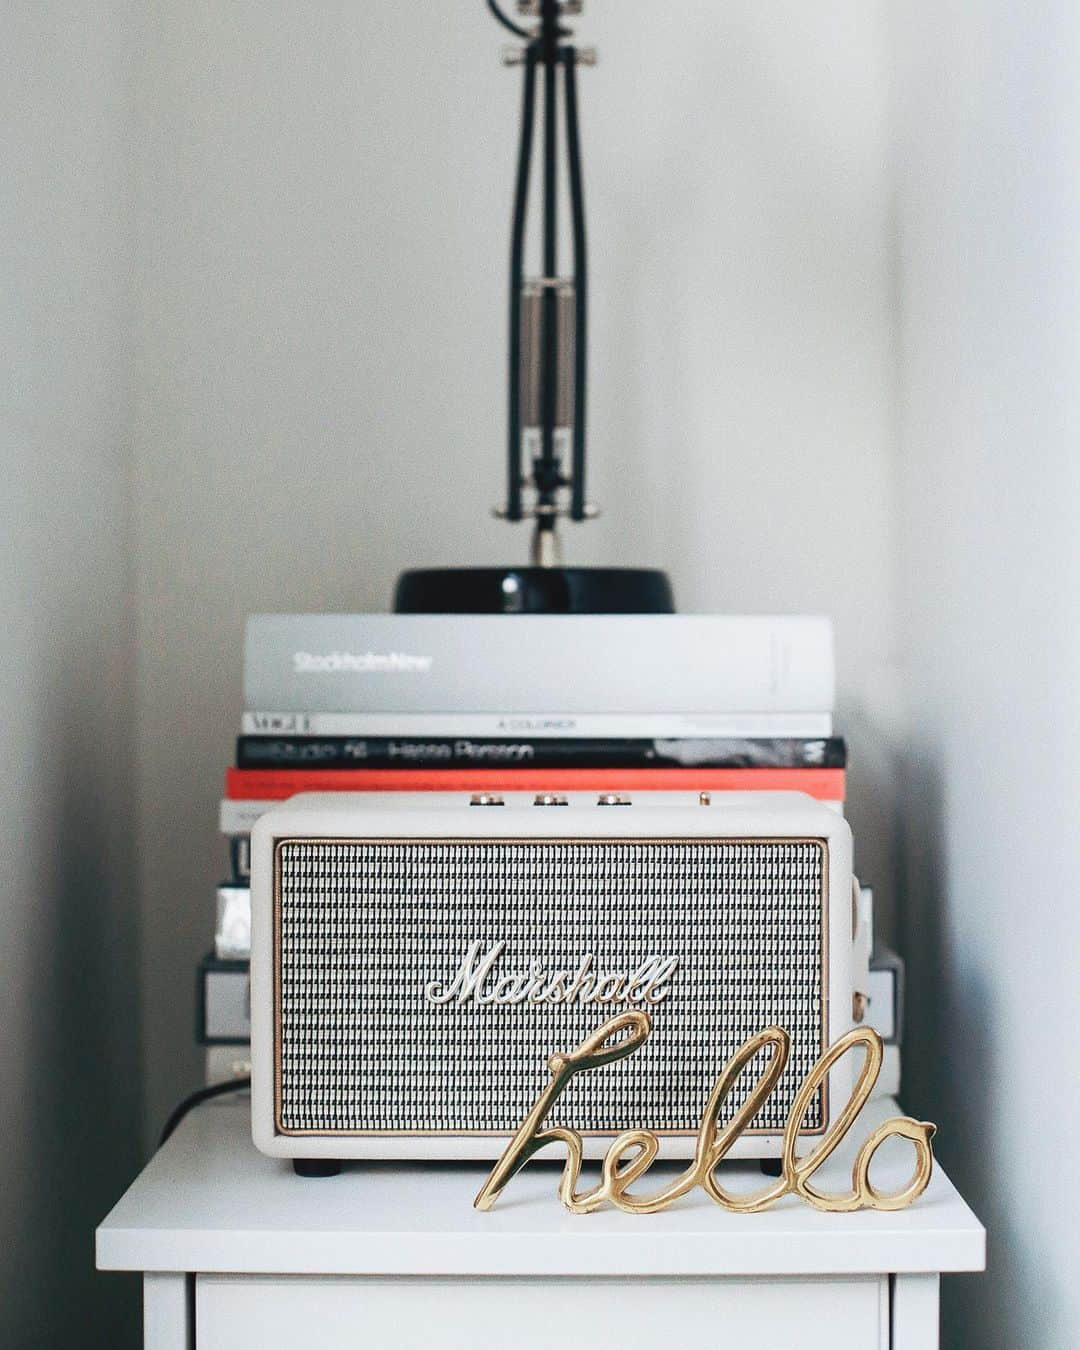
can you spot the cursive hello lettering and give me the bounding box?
[474,1012,936,1215]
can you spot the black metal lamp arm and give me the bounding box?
[495,0,592,546]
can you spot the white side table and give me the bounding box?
[97,1096,984,1349]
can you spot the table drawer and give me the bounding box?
[196,1274,889,1349]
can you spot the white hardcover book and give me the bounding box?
[241,710,834,738]
[870,1043,901,1100]
[216,884,251,960]
[867,938,905,1045]
[244,613,835,716]
[866,967,896,1041]
[204,1046,251,1088]
[201,965,250,1043]
[219,799,277,835]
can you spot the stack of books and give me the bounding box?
[225,610,842,812]
[199,611,905,1087]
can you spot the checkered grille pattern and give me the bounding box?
[276,839,825,1135]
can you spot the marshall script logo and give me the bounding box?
[424,940,679,1008]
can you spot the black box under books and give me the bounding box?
[196,953,250,1046]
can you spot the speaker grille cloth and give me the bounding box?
[276,839,824,1134]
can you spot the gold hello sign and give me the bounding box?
[475,1011,936,1215]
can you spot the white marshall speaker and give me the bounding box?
[249,792,866,1172]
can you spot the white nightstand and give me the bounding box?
[97,1095,984,1349]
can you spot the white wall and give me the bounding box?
[893,4,1080,1347]
[2,4,927,1342]
[15,5,1079,1347]
[132,0,902,1140]
[1,5,141,1345]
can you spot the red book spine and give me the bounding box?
[225,766,845,801]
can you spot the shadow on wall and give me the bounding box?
[836,695,902,944]
[1,683,143,1349]
[899,753,1050,1350]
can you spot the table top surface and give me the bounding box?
[97,1095,984,1278]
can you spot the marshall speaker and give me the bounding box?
[250,792,865,1168]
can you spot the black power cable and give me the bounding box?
[507,47,539,520]
[563,47,588,521]
[535,0,561,514]
[158,1076,251,1149]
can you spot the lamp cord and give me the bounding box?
[487,0,531,39]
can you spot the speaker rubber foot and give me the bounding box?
[293,1159,341,1178]
[759,1158,784,1178]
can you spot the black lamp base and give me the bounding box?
[394,567,675,615]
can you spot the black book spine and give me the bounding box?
[236,735,846,770]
